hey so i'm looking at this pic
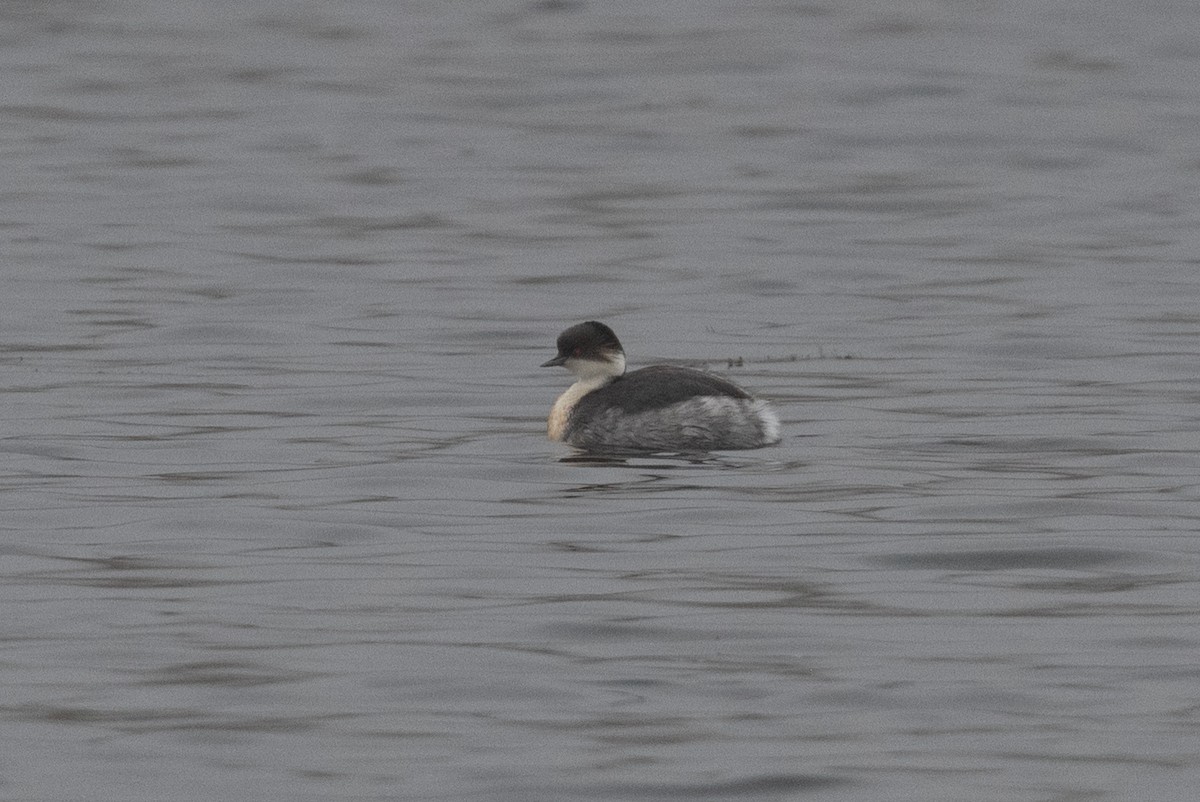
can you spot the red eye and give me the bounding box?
[572,346,582,356]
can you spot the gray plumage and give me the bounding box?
[543,322,782,452]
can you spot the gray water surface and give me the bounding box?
[4,1,1200,800]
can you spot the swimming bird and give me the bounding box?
[542,321,781,451]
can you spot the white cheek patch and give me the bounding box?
[565,352,625,381]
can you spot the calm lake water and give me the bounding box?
[4,1,1200,800]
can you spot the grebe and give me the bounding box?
[541,321,781,451]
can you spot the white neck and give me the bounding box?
[547,373,614,441]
